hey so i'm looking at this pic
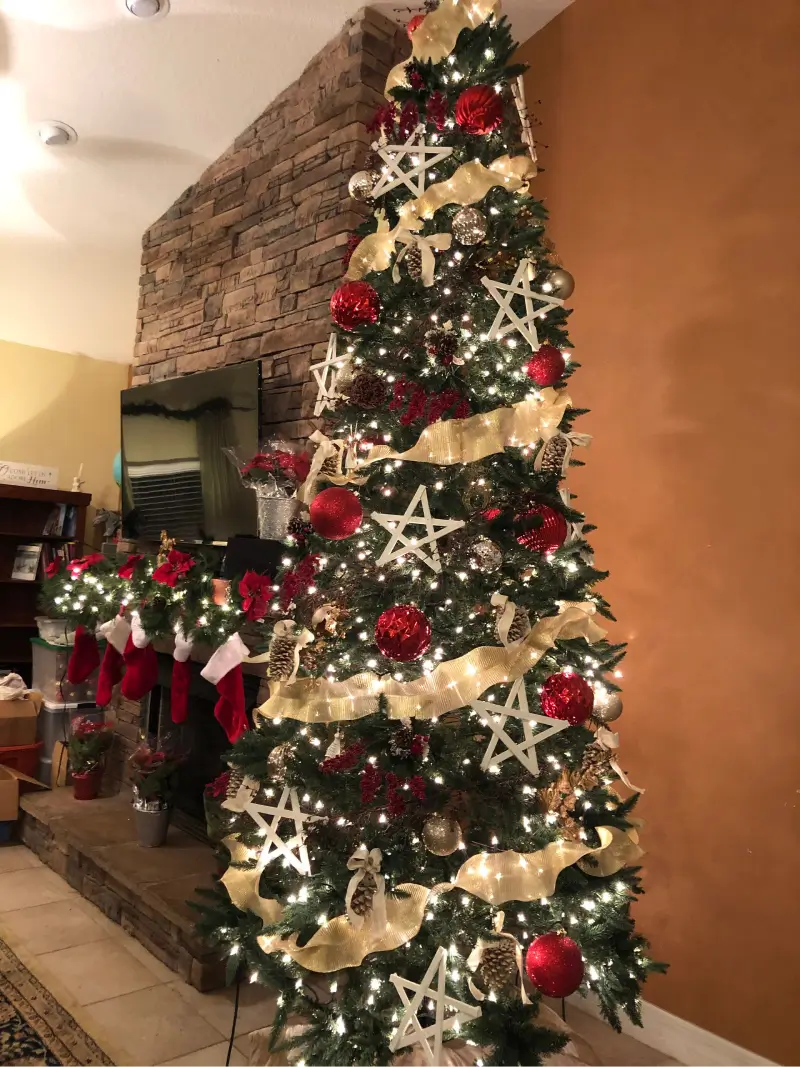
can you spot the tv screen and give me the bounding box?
[121,362,260,544]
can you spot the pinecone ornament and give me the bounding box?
[478,939,519,993]
[581,742,614,785]
[405,242,424,280]
[225,767,245,800]
[499,605,529,645]
[349,871,377,918]
[345,371,388,410]
[267,635,297,680]
[389,724,414,757]
[536,434,570,476]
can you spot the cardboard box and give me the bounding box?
[0,764,48,822]
[0,691,42,747]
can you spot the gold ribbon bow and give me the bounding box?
[345,844,387,932]
[392,231,452,287]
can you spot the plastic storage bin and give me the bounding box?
[34,617,76,646]
[31,637,100,705]
[0,741,43,779]
[38,701,105,785]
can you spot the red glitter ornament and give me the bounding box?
[516,504,568,554]
[330,281,381,332]
[540,672,594,725]
[454,84,504,135]
[526,344,566,386]
[309,487,363,540]
[374,604,431,662]
[407,13,425,38]
[525,933,584,998]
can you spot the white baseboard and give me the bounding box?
[569,993,777,1067]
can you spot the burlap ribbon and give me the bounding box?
[248,826,641,972]
[385,0,503,96]
[345,156,536,284]
[595,726,645,794]
[256,601,605,724]
[219,840,283,926]
[345,844,387,931]
[392,231,452,287]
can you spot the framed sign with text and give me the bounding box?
[0,460,58,490]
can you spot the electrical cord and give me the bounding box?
[226,978,241,1066]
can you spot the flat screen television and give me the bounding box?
[121,362,261,544]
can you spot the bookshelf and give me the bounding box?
[0,484,91,678]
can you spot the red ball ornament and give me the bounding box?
[330,281,381,332]
[525,933,584,998]
[526,344,566,386]
[540,672,594,725]
[454,85,504,135]
[374,604,431,662]
[407,13,425,38]
[515,504,568,554]
[309,487,363,540]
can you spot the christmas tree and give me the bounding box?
[198,3,665,1063]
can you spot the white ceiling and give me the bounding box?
[0,0,570,363]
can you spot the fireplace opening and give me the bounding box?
[144,653,262,837]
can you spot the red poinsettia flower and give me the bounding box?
[242,453,275,475]
[204,770,230,799]
[45,559,61,579]
[118,554,144,580]
[238,570,272,622]
[152,549,195,588]
[70,553,106,576]
[292,451,311,483]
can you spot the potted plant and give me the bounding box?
[129,743,180,847]
[68,718,113,800]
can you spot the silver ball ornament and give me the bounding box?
[545,268,575,299]
[422,812,462,856]
[452,206,488,245]
[593,691,623,723]
[469,536,502,573]
[348,169,380,202]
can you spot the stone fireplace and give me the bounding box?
[20,5,408,991]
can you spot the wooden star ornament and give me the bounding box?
[481,258,565,351]
[310,333,350,417]
[472,677,569,777]
[244,787,318,877]
[372,484,464,573]
[389,947,481,1067]
[371,125,453,199]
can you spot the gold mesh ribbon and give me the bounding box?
[220,838,283,925]
[385,0,503,96]
[245,827,641,972]
[345,156,536,283]
[256,602,605,724]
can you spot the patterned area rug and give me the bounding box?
[0,937,113,1066]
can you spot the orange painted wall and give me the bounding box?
[518,2,800,1062]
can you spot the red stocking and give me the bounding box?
[121,634,159,701]
[200,634,250,744]
[67,625,100,684]
[213,664,248,743]
[171,658,192,723]
[96,643,125,707]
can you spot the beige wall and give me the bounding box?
[0,340,128,517]
[518,2,800,1062]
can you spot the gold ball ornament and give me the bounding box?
[469,536,502,573]
[593,691,623,723]
[348,169,380,202]
[545,267,575,299]
[267,742,291,781]
[422,812,462,856]
[452,206,489,245]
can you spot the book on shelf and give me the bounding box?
[42,504,67,536]
[63,506,77,538]
[11,543,43,581]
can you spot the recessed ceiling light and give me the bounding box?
[125,0,170,18]
[38,121,78,147]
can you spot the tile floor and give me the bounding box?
[0,843,679,1067]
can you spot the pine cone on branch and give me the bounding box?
[478,939,518,992]
[267,636,297,681]
[349,871,377,918]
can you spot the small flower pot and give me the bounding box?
[211,578,230,606]
[133,804,171,847]
[72,767,102,800]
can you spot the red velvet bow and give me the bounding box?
[45,559,61,578]
[70,553,106,576]
[118,554,144,580]
[238,571,272,622]
[152,549,195,588]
